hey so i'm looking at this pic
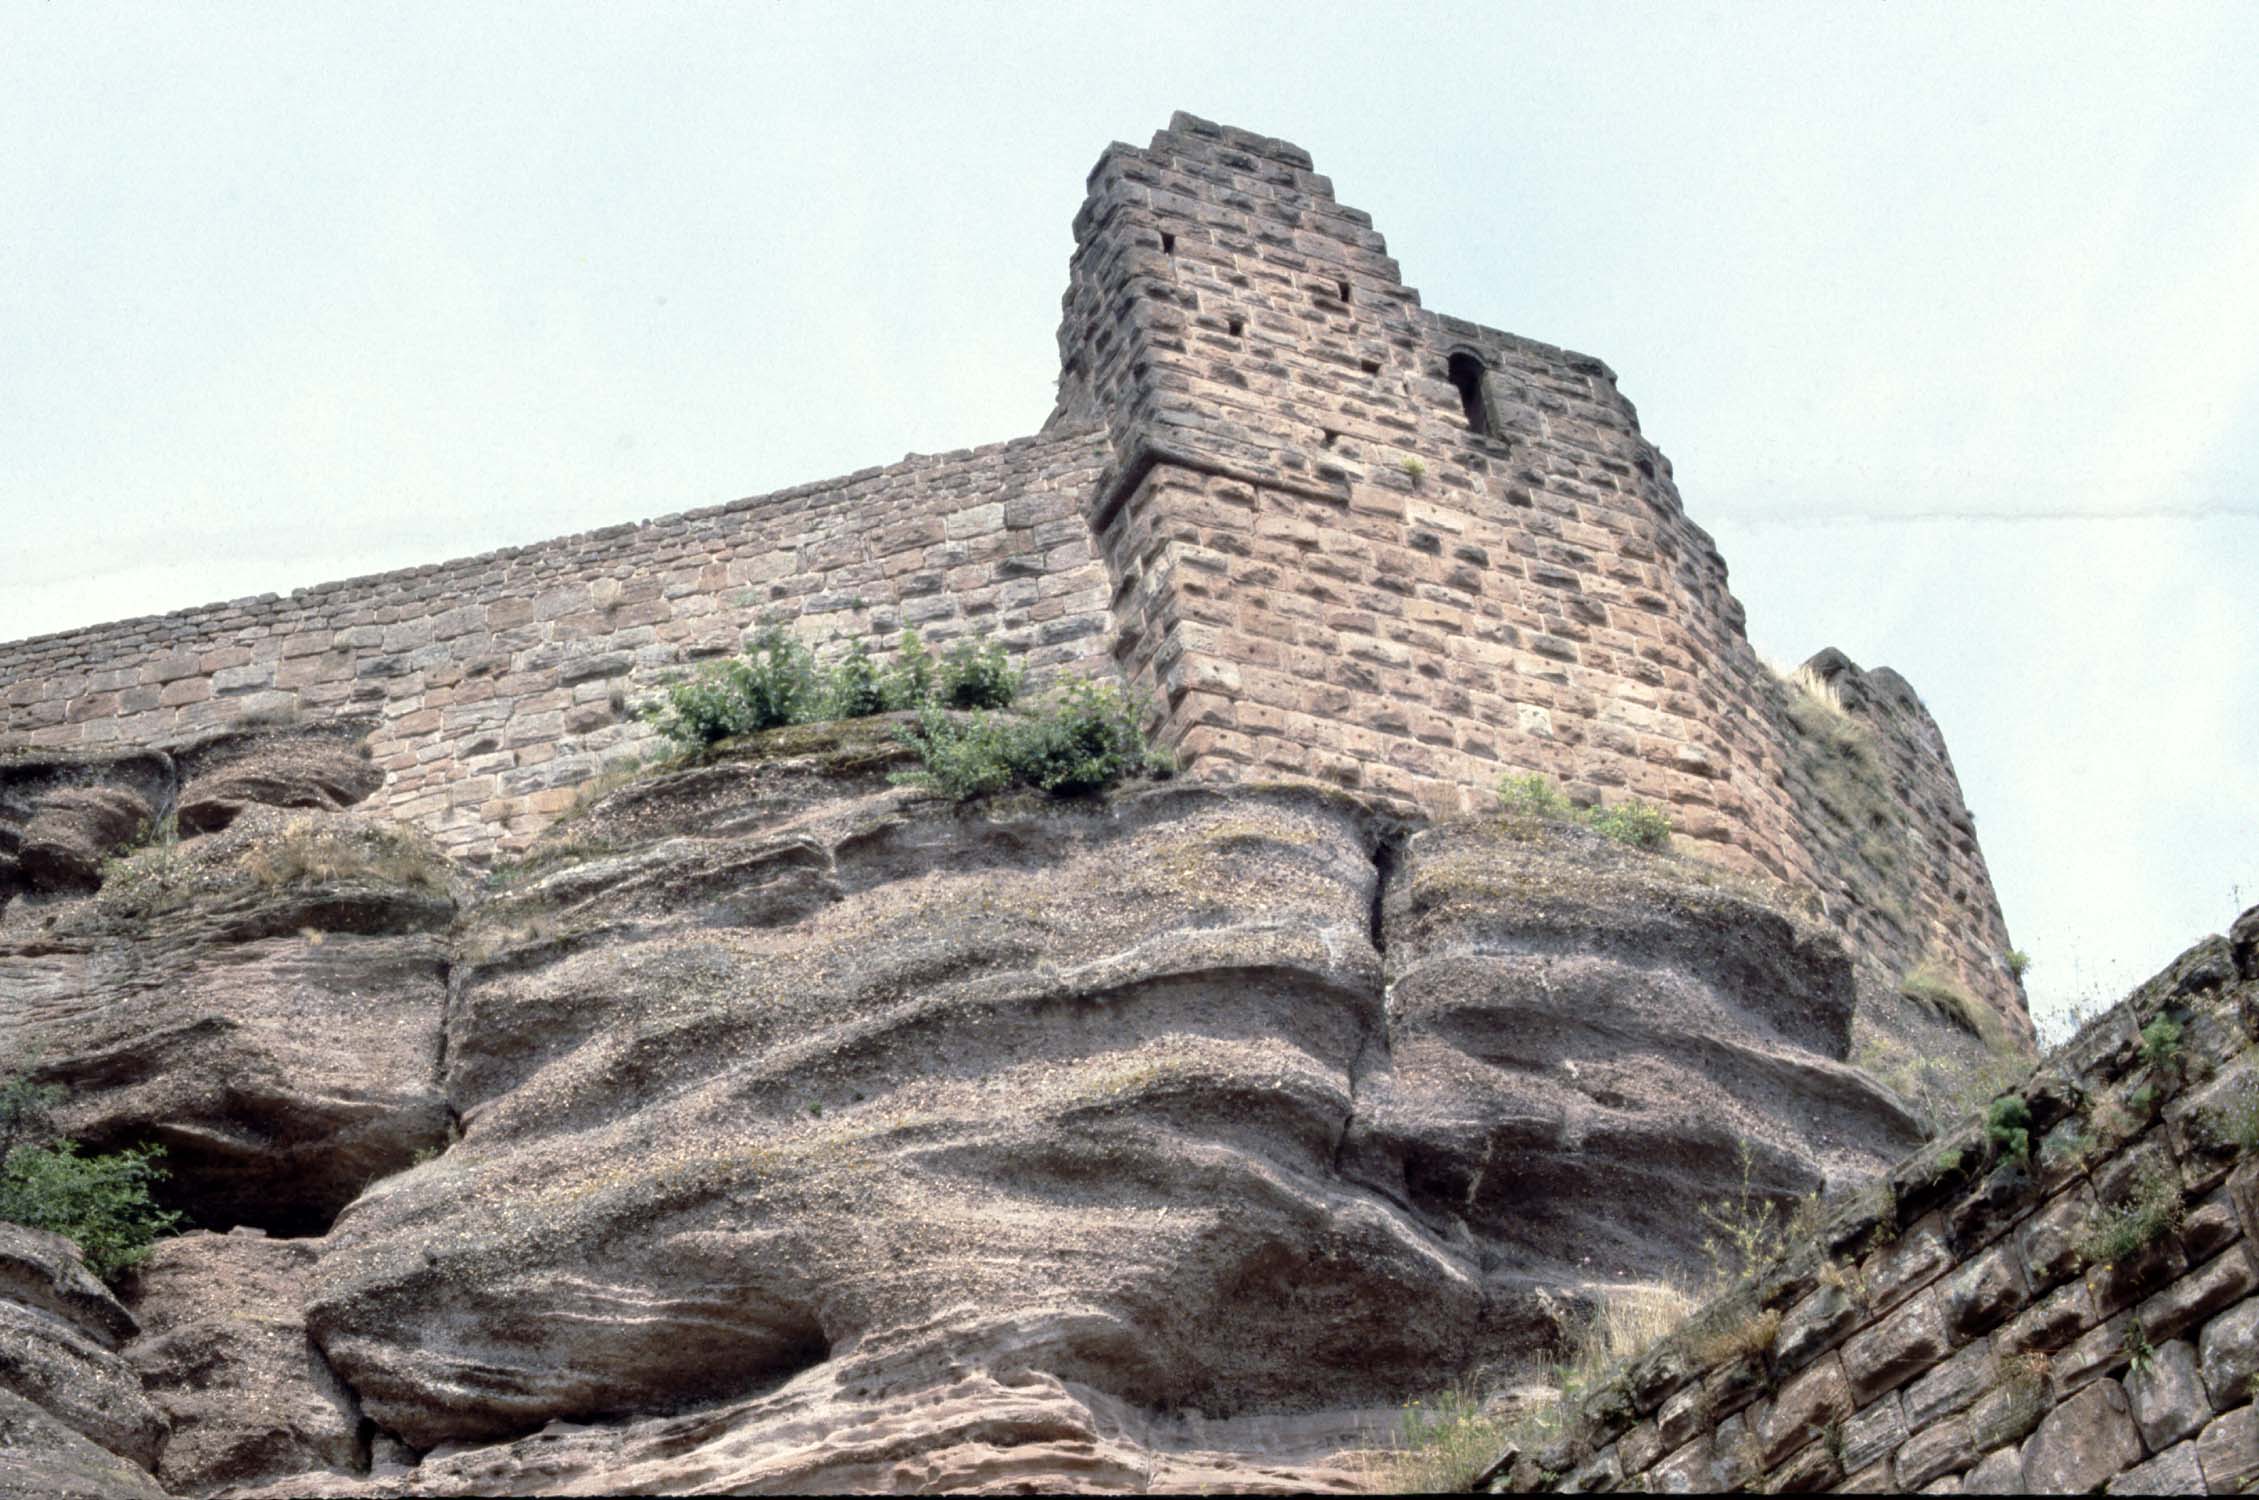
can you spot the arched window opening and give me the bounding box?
[1448,352,1492,435]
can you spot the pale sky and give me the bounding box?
[3,2,2254,1035]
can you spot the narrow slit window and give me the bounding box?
[1448,352,1492,436]
[1337,278,1352,303]
[1227,315,1244,337]
[1161,231,1176,254]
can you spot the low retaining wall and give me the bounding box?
[1515,904,2259,1493]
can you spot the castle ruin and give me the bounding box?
[0,112,2024,1044]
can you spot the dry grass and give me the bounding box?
[1362,1282,1694,1493]
[1692,1305,1781,1369]
[241,818,450,895]
[1576,1283,1697,1369]
[1364,1385,1513,1495]
[1899,963,1996,1044]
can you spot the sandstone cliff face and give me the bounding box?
[0,724,1923,1495]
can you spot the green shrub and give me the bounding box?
[1498,772,1574,821]
[728,625,825,730]
[1585,799,1673,851]
[880,630,937,711]
[1985,1094,2033,1164]
[644,626,1022,751]
[819,638,889,720]
[2140,1017,2185,1073]
[1697,1138,1818,1292]
[1496,773,1673,851]
[0,1139,182,1282]
[894,680,1172,801]
[2005,949,2032,980]
[2076,1165,2184,1268]
[934,638,1022,711]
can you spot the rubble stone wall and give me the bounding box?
[1519,912,2259,1495]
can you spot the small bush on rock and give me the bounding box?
[879,631,937,712]
[0,1074,181,1284]
[645,625,1020,751]
[820,639,889,720]
[934,638,1022,711]
[1496,773,1672,851]
[1374,1386,1510,1494]
[0,1140,180,1282]
[1584,799,1673,851]
[243,819,449,895]
[1984,1094,2034,1164]
[2076,1164,2184,1269]
[2139,1016,2185,1074]
[894,680,1173,802]
[1696,1137,1817,1291]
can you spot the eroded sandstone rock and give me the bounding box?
[0,1226,168,1480]
[124,1231,363,1495]
[0,751,171,894]
[0,806,454,1235]
[0,1386,168,1500]
[1,725,1939,1494]
[171,721,384,836]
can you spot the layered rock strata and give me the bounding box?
[0,723,1923,1494]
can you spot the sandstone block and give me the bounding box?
[2022,1378,2145,1494]
[1996,1278,2097,1356]
[1841,1392,1908,1476]
[1617,1417,1663,1475]
[1941,1245,2031,1342]
[1657,1381,1706,1447]
[2105,1438,2204,1495]
[2127,1336,2210,1451]
[2200,1297,2259,1409]
[2018,1185,2097,1292]
[2196,1402,2259,1492]
[1776,1281,1863,1369]
[2141,1245,2258,1343]
[1906,1340,1997,1427]
[2055,1309,2135,1396]
[1757,1355,1851,1467]
[1844,1288,1952,1402]
[1896,1412,1977,1489]
[1867,1214,1954,1313]
[1646,1433,1716,1493]
[1960,1445,2024,1493]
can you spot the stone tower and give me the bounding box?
[0,112,2027,1056]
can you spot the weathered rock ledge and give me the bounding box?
[0,723,1924,1494]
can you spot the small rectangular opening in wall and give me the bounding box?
[1337,278,1352,302]
[1161,231,1176,254]
[1227,315,1244,337]
[1321,429,1339,448]
[1360,357,1382,375]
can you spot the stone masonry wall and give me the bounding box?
[0,428,1116,858]
[0,111,2020,1040]
[1052,111,2021,1039]
[1515,905,2259,1494]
